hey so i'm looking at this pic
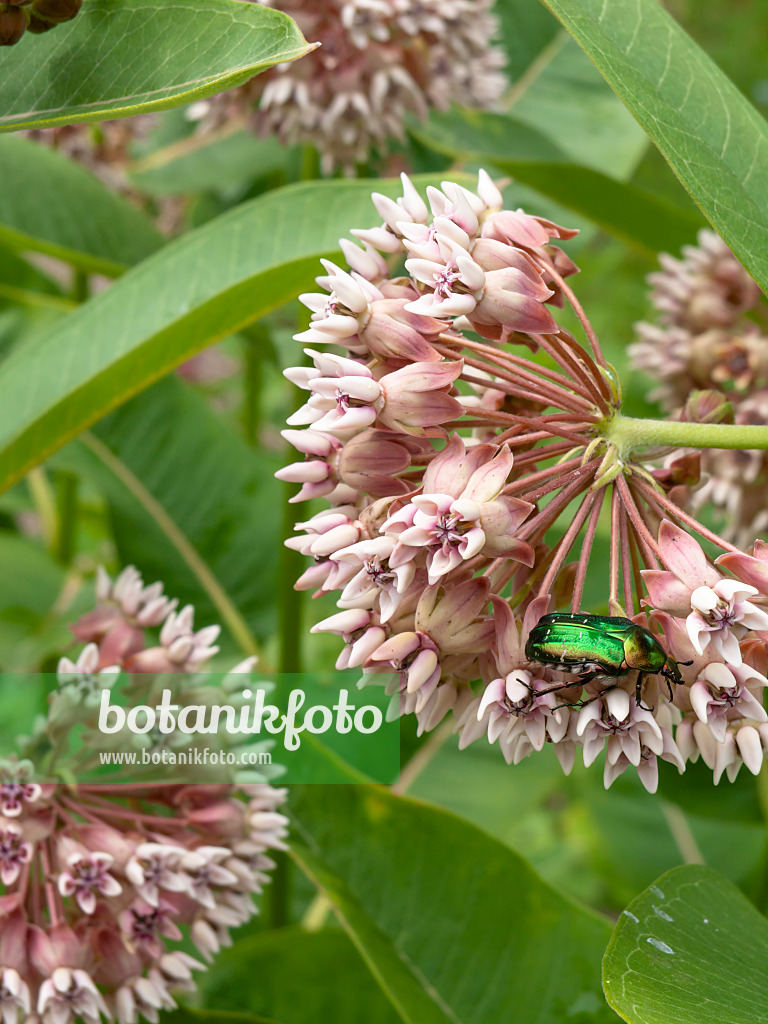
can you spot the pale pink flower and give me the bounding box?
[310,608,387,670]
[124,844,187,908]
[383,439,533,581]
[0,824,32,887]
[128,606,220,673]
[688,661,768,742]
[0,775,41,819]
[686,580,768,664]
[38,968,109,1024]
[57,852,122,915]
[0,967,31,1024]
[367,631,442,711]
[642,521,766,665]
[179,847,240,910]
[577,688,665,768]
[470,671,570,766]
[333,536,417,621]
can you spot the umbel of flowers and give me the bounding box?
[191,0,507,172]
[278,169,768,793]
[0,566,288,1024]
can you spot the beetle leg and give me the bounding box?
[634,673,655,712]
[555,683,616,712]
[662,670,674,702]
[532,678,589,699]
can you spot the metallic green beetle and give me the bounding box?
[524,612,685,705]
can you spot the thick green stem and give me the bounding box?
[53,471,78,565]
[278,480,304,674]
[606,414,768,456]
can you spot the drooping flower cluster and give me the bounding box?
[0,566,288,1024]
[190,0,507,172]
[279,171,768,792]
[630,229,768,545]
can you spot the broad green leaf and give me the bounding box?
[495,0,560,80]
[0,530,72,673]
[603,865,768,1024]
[0,243,64,298]
[0,137,162,275]
[199,927,400,1024]
[290,785,618,1024]
[508,37,648,178]
[165,1010,280,1024]
[0,174,475,496]
[495,3,646,176]
[410,108,704,255]
[538,0,768,295]
[0,531,64,618]
[60,377,281,652]
[129,130,294,198]
[0,0,311,133]
[585,789,767,908]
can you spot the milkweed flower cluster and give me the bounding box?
[631,229,768,545]
[0,566,288,1024]
[279,171,768,793]
[191,0,507,172]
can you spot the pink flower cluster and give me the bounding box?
[279,171,768,792]
[0,567,288,1024]
[192,0,506,172]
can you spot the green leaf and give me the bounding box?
[129,130,294,198]
[538,0,768,295]
[0,174,475,497]
[0,531,64,618]
[603,864,768,1024]
[290,785,618,1024]
[0,0,311,133]
[199,927,401,1024]
[60,377,281,651]
[410,108,703,255]
[0,530,72,673]
[165,1010,281,1024]
[585,788,768,908]
[495,0,561,80]
[507,37,648,178]
[0,137,162,275]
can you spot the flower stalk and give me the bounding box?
[605,414,768,456]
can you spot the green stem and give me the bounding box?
[241,324,270,447]
[71,269,89,304]
[606,414,768,456]
[278,481,304,674]
[53,472,78,565]
[266,850,292,929]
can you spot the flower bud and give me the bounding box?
[26,11,54,31]
[32,0,81,22]
[680,389,734,425]
[0,6,26,45]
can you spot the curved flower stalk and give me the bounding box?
[189,0,507,173]
[0,566,288,1024]
[631,229,768,545]
[279,169,768,793]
